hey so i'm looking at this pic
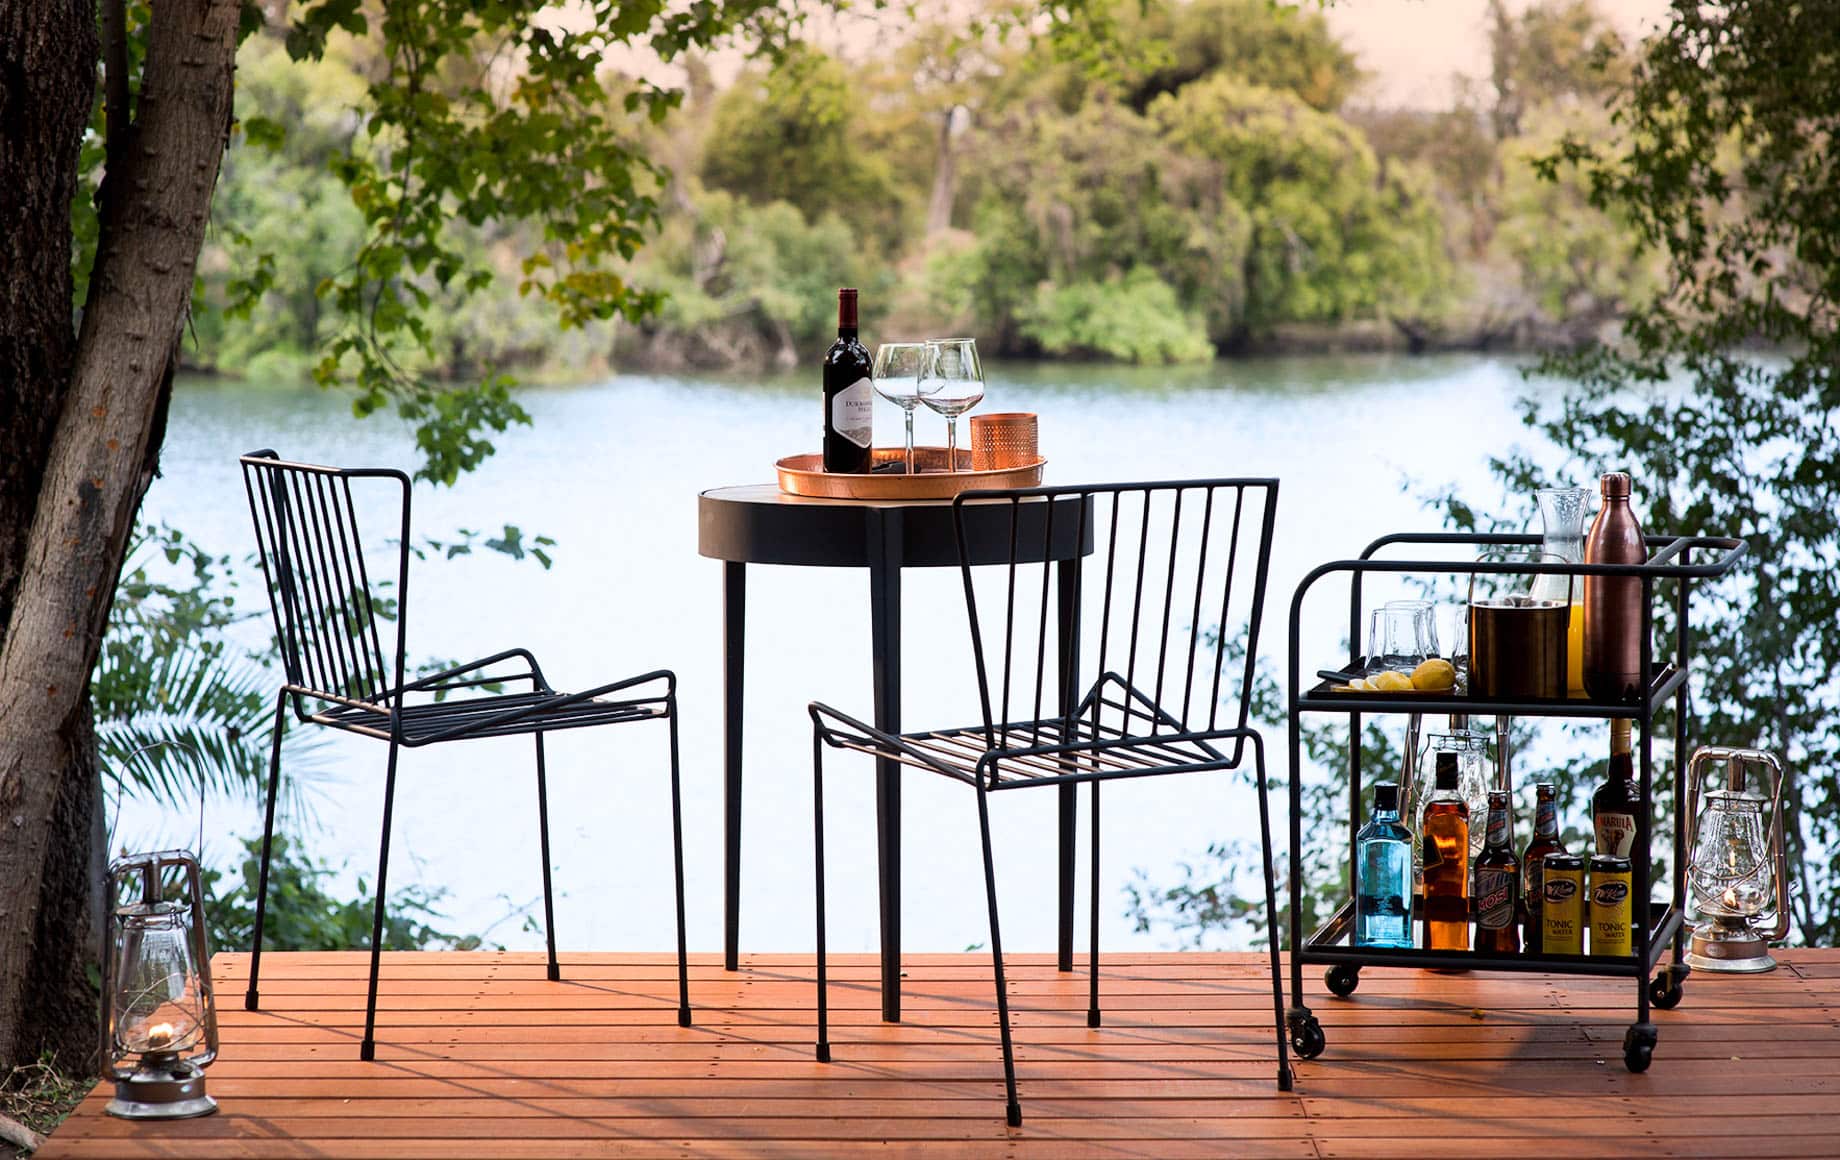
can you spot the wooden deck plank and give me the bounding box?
[42,949,1840,1158]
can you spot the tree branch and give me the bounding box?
[101,0,130,179]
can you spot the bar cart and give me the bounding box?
[1278,531,1747,1075]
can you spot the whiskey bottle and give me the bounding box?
[1421,754,1471,953]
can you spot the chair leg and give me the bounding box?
[1088,779,1102,1029]
[245,690,288,1012]
[667,703,692,1027]
[534,732,560,983]
[976,787,1022,1128]
[1254,744,1294,1092]
[812,722,831,1063]
[360,739,403,1062]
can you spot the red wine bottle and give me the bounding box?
[822,288,873,473]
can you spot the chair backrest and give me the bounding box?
[239,451,411,710]
[951,479,1279,761]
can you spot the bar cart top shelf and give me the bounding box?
[1287,530,1747,719]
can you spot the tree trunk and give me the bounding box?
[925,108,960,237]
[0,0,239,1071]
[0,0,95,638]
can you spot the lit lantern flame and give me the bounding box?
[146,1022,176,1051]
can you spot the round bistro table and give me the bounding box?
[698,483,1092,1021]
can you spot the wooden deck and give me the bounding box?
[43,949,1840,1158]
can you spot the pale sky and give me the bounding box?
[1323,0,1674,109]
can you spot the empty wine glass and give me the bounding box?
[873,342,938,474]
[922,338,984,471]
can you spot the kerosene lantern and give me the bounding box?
[100,849,219,1119]
[1684,747,1792,973]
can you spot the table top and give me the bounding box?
[698,483,1092,568]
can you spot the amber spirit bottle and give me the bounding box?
[1520,783,1565,953]
[1421,754,1471,953]
[1593,719,1640,858]
[1471,791,1520,954]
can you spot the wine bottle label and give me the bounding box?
[831,377,873,449]
[1476,868,1516,930]
[1596,812,1636,858]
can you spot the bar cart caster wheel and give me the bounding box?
[1649,975,1685,1010]
[1623,1023,1658,1073]
[1325,965,1360,998]
[1289,1015,1326,1060]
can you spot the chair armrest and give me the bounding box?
[395,648,549,695]
[808,702,968,780]
[403,668,674,746]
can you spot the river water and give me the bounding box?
[126,354,1553,954]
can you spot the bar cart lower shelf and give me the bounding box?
[1286,900,1692,1071]
[1277,529,1746,1083]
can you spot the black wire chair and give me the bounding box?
[237,450,690,1061]
[809,478,1289,1126]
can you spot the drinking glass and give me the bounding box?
[1366,599,1438,673]
[872,342,937,475]
[922,338,984,471]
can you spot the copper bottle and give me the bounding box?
[1583,472,1645,700]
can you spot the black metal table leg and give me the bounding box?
[723,561,746,972]
[869,509,904,1022]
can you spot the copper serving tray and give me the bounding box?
[776,447,1045,501]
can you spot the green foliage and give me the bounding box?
[205,833,491,954]
[1149,76,1453,339]
[1123,0,1364,113]
[1520,0,1840,944]
[1019,268,1214,364]
[699,51,913,253]
[95,525,325,815]
[640,190,877,358]
[1494,107,1656,326]
[1487,0,1629,139]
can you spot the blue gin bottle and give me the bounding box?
[1354,781,1414,948]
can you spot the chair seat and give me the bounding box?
[314,687,669,746]
[824,711,1231,789]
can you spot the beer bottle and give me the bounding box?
[1474,790,1521,954]
[1593,719,1640,858]
[1421,754,1471,953]
[1520,783,1565,953]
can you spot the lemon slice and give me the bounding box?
[1371,670,1412,692]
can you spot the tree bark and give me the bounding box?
[0,0,95,639]
[0,0,239,1071]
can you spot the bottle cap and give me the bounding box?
[1536,781,1556,796]
[1601,471,1631,498]
[837,288,858,329]
[1487,790,1509,807]
[1435,751,1458,789]
[1373,781,1399,812]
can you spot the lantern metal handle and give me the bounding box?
[100,849,220,1079]
[1685,746,1792,944]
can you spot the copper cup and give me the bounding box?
[969,412,1039,471]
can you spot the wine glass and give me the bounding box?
[872,342,937,475]
[922,338,984,472]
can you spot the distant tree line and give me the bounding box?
[189,0,1654,376]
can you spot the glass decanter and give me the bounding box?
[1414,725,1492,886]
[1535,486,1591,697]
